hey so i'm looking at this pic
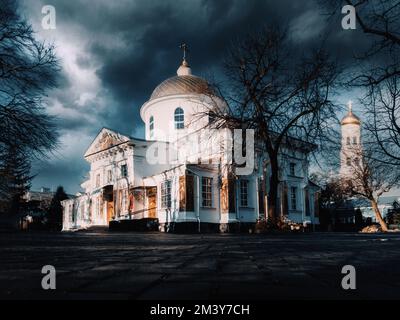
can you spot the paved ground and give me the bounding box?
[0,230,400,300]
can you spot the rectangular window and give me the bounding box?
[290,187,297,211]
[353,137,357,145]
[96,174,100,188]
[121,164,128,178]
[289,163,296,176]
[161,180,172,209]
[202,177,213,207]
[240,180,249,207]
[107,170,112,183]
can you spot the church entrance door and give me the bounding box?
[103,185,114,222]
[147,187,157,218]
[107,201,114,222]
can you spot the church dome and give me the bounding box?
[150,59,216,100]
[341,102,361,125]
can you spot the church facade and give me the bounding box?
[61,57,320,232]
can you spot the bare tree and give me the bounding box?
[341,142,400,231]
[205,27,338,222]
[345,0,400,86]
[363,76,400,165]
[322,1,400,163]
[348,0,400,166]
[322,0,400,86]
[0,0,59,207]
[0,0,59,155]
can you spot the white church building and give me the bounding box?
[61,55,320,232]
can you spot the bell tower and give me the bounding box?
[340,101,361,178]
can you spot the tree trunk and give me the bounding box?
[371,199,389,232]
[267,153,279,223]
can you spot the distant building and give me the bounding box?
[23,187,55,211]
[340,101,362,179]
[338,103,400,225]
[353,196,400,223]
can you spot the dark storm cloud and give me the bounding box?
[20,0,372,193]
[83,0,326,132]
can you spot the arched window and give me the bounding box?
[174,107,184,129]
[149,116,154,139]
[346,137,351,145]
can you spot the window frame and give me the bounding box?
[240,179,249,207]
[161,180,172,209]
[201,177,213,208]
[174,107,184,130]
[121,164,128,178]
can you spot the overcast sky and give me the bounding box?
[18,0,370,194]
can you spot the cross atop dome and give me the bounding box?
[177,43,192,76]
[179,43,189,61]
[348,100,353,113]
[341,100,361,125]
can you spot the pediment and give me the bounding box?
[84,128,130,158]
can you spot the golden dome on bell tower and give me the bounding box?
[341,101,361,125]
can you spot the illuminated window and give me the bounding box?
[174,107,184,129]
